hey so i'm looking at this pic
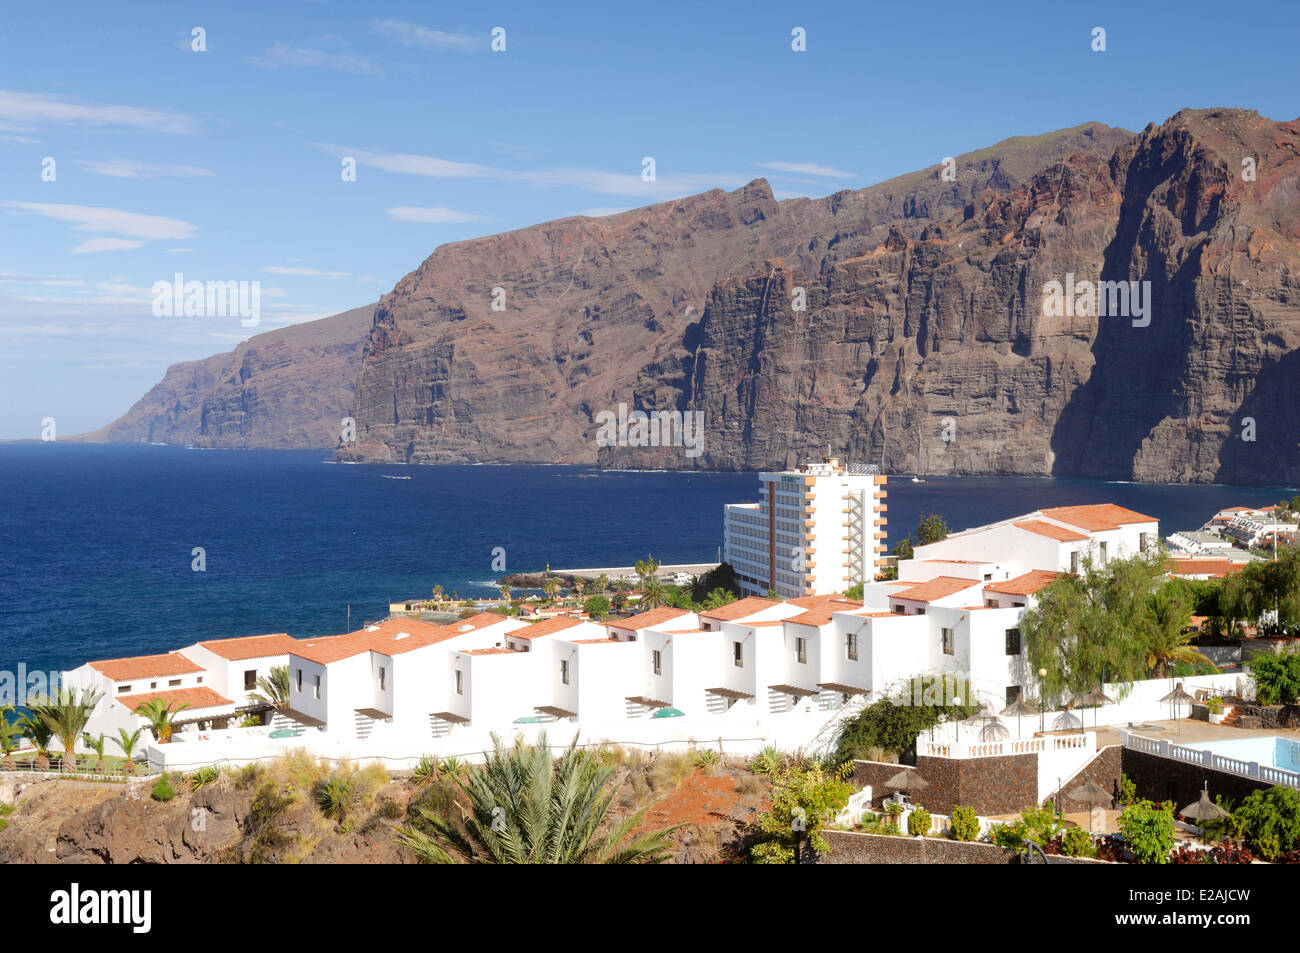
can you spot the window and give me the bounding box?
[1006,685,1022,705]
[295,669,302,692]
[456,670,464,694]
[1099,541,1108,564]
[985,598,999,608]
[652,650,662,676]
[560,660,570,685]
[1005,628,1022,655]
[314,674,321,699]
[244,670,256,691]
[1139,532,1149,553]
[168,678,181,687]
[914,607,925,616]
[893,604,905,614]
[197,676,203,684]
[733,642,743,668]
[941,628,954,656]
[118,684,132,694]
[846,632,859,662]
[983,573,992,581]
[378,666,386,691]
[150,682,157,690]
[796,637,807,664]
[1070,551,1080,574]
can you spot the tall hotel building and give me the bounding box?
[723,459,888,598]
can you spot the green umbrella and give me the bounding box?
[651,707,685,718]
[512,715,545,724]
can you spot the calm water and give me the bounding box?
[0,444,1291,675]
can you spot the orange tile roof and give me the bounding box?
[1038,504,1156,532]
[890,576,982,604]
[921,558,983,564]
[1167,558,1247,579]
[462,647,520,656]
[510,616,583,640]
[115,686,232,712]
[1014,520,1089,542]
[985,570,1063,597]
[605,606,690,631]
[786,594,863,609]
[292,614,512,664]
[570,638,623,645]
[89,652,203,682]
[699,596,780,621]
[197,633,299,660]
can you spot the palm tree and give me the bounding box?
[26,687,103,772]
[498,584,512,607]
[19,712,54,771]
[431,584,444,606]
[573,577,586,599]
[611,589,629,613]
[0,706,22,770]
[543,577,561,605]
[83,733,108,774]
[113,727,144,775]
[133,698,189,743]
[1144,587,1214,676]
[593,574,610,595]
[248,665,291,714]
[398,734,677,864]
[640,577,667,610]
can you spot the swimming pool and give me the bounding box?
[1184,736,1300,772]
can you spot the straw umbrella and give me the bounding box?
[978,716,1010,742]
[1002,696,1039,738]
[1179,783,1229,842]
[1160,682,1197,735]
[1075,686,1115,730]
[1053,709,1083,732]
[1068,778,1113,832]
[885,768,928,806]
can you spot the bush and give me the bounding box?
[1206,695,1224,715]
[582,595,610,619]
[1117,800,1175,864]
[151,777,176,802]
[1060,826,1093,857]
[1249,652,1300,705]
[1119,774,1137,806]
[411,755,438,783]
[316,776,357,823]
[949,806,979,842]
[1233,785,1300,861]
[907,807,931,837]
[189,765,219,790]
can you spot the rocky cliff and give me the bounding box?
[92,110,1300,484]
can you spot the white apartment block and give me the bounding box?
[723,458,888,599]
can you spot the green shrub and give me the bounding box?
[316,776,357,823]
[1060,826,1093,857]
[1206,696,1224,715]
[907,807,931,837]
[189,765,219,790]
[1233,785,1300,861]
[748,746,783,777]
[1250,652,1300,705]
[692,748,719,769]
[949,806,979,842]
[411,755,438,783]
[1119,774,1137,806]
[151,777,176,802]
[1118,799,1175,864]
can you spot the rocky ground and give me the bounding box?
[0,750,769,865]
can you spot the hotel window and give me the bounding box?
[1099,542,1108,564]
[983,573,992,581]
[379,667,386,691]
[169,679,181,687]
[1006,686,1022,705]
[295,669,302,692]
[244,670,256,691]
[1139,532,1150,552]
[914,607,925,616]
[796,637,807,664]
[150,682,157,690]
[1070,551,1080,574]
[456,670,464,694]
[846,632,858,662]
[733,642,744,668]
[314,675,321,700]
[652,650,662,676]
[197,676,203,684]
[118,685,132,694]
[893,604,905,615]
[941,628,954,656]
[1005,628,1022,656]
[560,660,570,685]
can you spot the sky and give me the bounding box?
[1,0,1297,439]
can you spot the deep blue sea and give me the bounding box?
[0,443,1292,676]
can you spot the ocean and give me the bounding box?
[0,443,1291,676]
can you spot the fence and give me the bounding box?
[918,733,1091,760]
[1,757,148,781]
[1122,731,1300,791]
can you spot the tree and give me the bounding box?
[18,711,54,771]
[583,594,610,619]
[834,675,980,763]
[1143,584,1213,676]
[634,556,660,587]
[639,577,667,610]
[893,538,914,561]
[498,584,512,605]
[750,762,853,863]
[915,512,950,546]
[248,665,292,712]
[113,727,144,775]
[1233,785,1300,861]
[83,733,107,773]
[1249,651,1300,705]
[702,588,737,611]
[0,706,22,770]
[1117,799,1175,864]
[542,577,561,604]
[398,733,677,864]
[611,589,628,613]
[592,574,610,595]
[844,582,865,600]
[26,687,103,772]
[572,577,586,598]
[133,698,190,744]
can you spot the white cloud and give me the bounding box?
[1,201,197,253]
[756,161,856,179]
[249,43,381,75]
[261,265,351,279]
[0,90,197,134]
[370,19,479,51]
[76,159,215,179]
[386,205,485,223]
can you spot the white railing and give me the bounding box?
[917,733,1094,760]
[1121,731,1300,791]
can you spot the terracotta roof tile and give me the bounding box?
[510,616,583,640]
[89,652,203,682]
[890,576,982,604]
[1014,520,1089,542]
[197,633,298,661]
[292,614,512,664]
[605,606,690,631]
[985,570,1063,597]
[115,686,232,712]
[699,596,780,621]
[1038,504,1156,532]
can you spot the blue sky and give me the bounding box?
[1,0,1297,439]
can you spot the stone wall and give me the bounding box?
[1228,703,1300,729]
[851,753,1038,816]
[1120,747,1275,807]
[1053,745,1123,812]
[819,830,1114,864]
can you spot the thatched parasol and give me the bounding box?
[885,768,929,795]
[1053,709,1083,731]
[1159,682,1197,735]
[1001,696,1038,737]
[1179,784,1230,823]
[978,717,1010,741]
[1067,778,1113,831]
[1075,687,1115,729]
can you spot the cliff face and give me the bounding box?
[82,305,374,449]
[94,110,1300,484]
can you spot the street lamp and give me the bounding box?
[1038,668,1047,732]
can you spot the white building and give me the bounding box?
[723,458,888,599]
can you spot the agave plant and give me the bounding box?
[189,765,220,791]
[113,727,144,775]
[19,713,54,771]
[26,687,104,773]
[411,754,439,783]
[317,776,356,824]
[132,698,189,743]
[398,733,678,864]
[247,665,291,713]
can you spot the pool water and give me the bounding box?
[1184,736,1300,772]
